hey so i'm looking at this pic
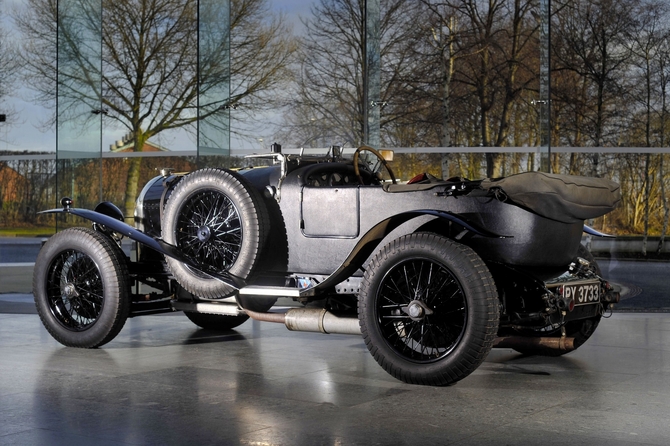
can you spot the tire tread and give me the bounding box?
[33,227,130,348]
[358,233,499,386]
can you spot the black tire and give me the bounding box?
[162,168,268,299]
[513,244,602,356]
[32,228,130,348]
[358,233,500,386]
[183,311,249,331]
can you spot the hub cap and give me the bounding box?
[46,250,104,331]
[175,189,243,273]
[375,257,468,363]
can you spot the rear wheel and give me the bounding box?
[33,228,130,348]
[358,233,499,386]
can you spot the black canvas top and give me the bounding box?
[480,172,621,223]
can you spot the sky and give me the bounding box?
[0,0,315,155]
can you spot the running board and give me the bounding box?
[238,285,303,298]
[172,301,243,316]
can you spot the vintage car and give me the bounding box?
[33,145,621,385]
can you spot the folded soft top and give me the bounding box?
[480,172,621,224]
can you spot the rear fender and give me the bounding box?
[39,198,245,290]
[304,209,508,296]
[583,224,615,237]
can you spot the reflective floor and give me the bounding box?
[1,305,670,445]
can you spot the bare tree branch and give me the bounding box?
[13,0,297,217]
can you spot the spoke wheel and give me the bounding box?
[375,258,467,363]
[163,169,269,299]
[47,250,105,330]
[33,228,130,348]
[359,233,499,386]
[175,189,243,277]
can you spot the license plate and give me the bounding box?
[561,281,601,306]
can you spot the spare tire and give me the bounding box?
[162,168,268,299]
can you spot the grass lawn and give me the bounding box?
[0,227,56,237]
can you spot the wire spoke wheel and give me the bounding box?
[176,189,243,275]
[376,258,467,363]
[46,250,105,331]
[359,233,499,386]
[162,169,269,300]
[33,228,130,348]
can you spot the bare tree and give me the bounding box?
[281,0,422,149]
[425,0,537,177]
[411,1,465,179]
[283,0,540,181]
[626,0,670,254]
[657,40,670,253]
[553,0,639,177]
[10,0,57,129]
[419,2,459,149]
[0,0,19,136]
[13,0,296,218]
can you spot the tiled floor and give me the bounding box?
[1,298,669,445]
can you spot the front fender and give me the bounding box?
[39,198,245,290]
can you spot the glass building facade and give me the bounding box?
[1,0,669,311]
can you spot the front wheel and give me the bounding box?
[358,233,499,386]
[32,228,130,348]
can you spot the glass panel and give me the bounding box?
[198,0,231,158]
[364,0,380,149]
[1,0,670,312]
[101,155,194,213]
[56,0,102,160]
[56,0,102,213]
[538,0,551,172]
[5,2,60,160]
[1,0,58,272]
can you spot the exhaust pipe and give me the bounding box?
[245,308,361,335]
[492,336,575,352]
[245,307,577,351]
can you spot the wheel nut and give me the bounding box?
[197,226,211,242]
[408,303,424,318]
[63,283,79,298]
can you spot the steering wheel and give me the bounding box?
[353,145,397,185]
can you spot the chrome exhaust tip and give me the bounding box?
[245,308,361,335]
[492,336,576,352]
